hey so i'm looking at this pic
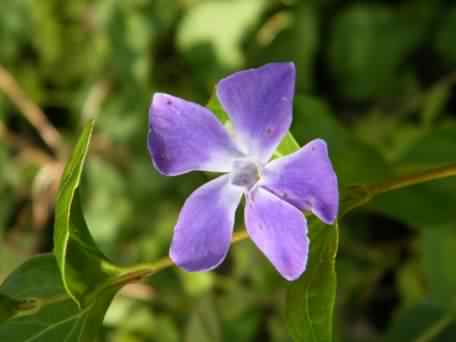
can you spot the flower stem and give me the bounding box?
[367,163,456,195]
[117,163,456,285]
[114,230,250,286]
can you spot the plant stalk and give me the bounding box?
[367,163,456,195]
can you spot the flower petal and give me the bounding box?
[169,175,243,271]
[245,187,309,281]
[216,63,295,162]
[261,139,339,224]
[148,93,243,176]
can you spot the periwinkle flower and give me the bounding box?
[148,63,338,281]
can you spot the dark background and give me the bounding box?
[0,0,455,341]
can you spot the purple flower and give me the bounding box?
[148,63,338,281]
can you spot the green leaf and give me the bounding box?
[0,294,23,322]
[421,82,452,127]
[248,4,319,92]
[420,224,456,307]
[385,301,456,342]
[286,220,339,342]
[368,125,456,226]
[397,125,456,168]
[177,0,265,67]
[0,254,116,341]
[185,295,222,342]
[397,261,426,308]
[53,119,121,306]
[327,4,425,100]
[274,132,300,158]
[436,7,456,65]
[293,95,391,184]
[207,92,229,124]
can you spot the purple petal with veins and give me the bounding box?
[216,63,295,162]
[169,175,243,271]
[260,139,339,224]
[245,187,309,281]
[148,93,243,176]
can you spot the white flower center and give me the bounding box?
[230,159,260,189]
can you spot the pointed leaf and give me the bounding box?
[286,220,339,342]
[0,254,115,341]
[53,120,121,306]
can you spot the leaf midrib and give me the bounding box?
[304,227,327,342]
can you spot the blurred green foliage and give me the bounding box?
[0,0,455,341]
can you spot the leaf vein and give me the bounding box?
[23,304,92,342]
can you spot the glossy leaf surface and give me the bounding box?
[53,120,121,306]
[0,254,115,341]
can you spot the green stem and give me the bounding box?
[114,230,250,286]
[116,163,456,285]
[367,164,456,195]
[114,257,174,286]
